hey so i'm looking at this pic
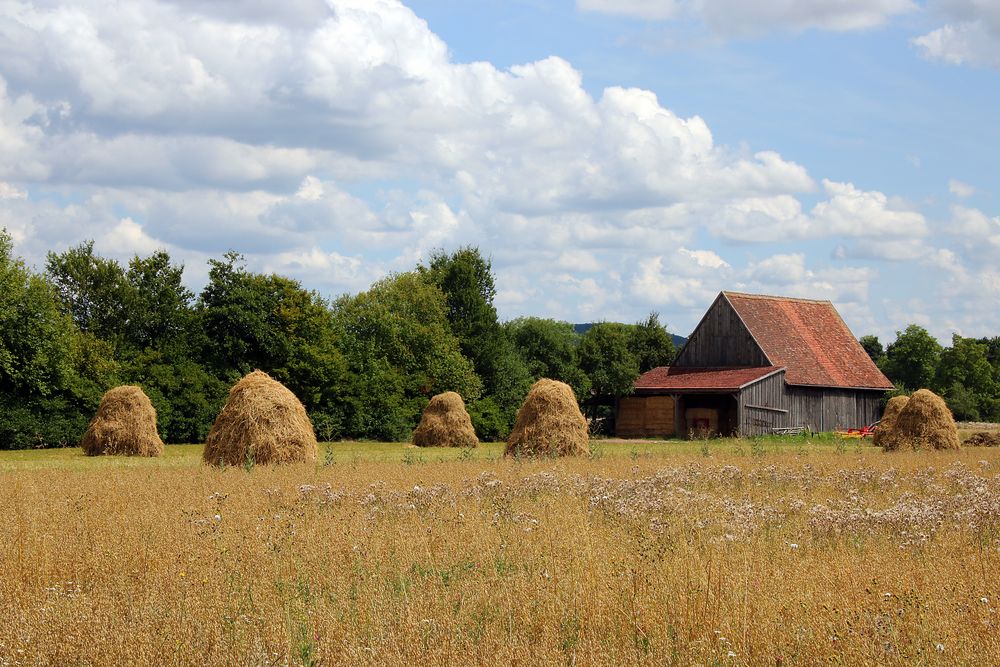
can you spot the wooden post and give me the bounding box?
[673,394,683,439]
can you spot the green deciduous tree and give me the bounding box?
[198,252,350,437]
[859,335,886,366]
[935,334,998,421]
[419,247,498,363]
[123,250,195,351]
[883,325,942,392]
[125,350,227,444]
[45,241,130,346]
[420,247,531,437]
[505,316,590,399]
[578,323,640,399]
[0,232,118,447]
[628,312,675,373]
[199,252,291,373]
[2,235,76,397]
[333,272,482,440]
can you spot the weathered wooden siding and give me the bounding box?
[736,371,790,436]
[616,396,675,437]
[675,295,769,367]
[787,387,883,432]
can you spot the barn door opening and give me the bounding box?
[682,394,738,438]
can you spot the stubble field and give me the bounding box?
[2,439,999,666]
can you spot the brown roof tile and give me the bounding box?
[635,366,783,391]
[723,292,893,389]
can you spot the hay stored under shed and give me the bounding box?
[413,391,479,448]
[81,385,164,457]
[880,389,959,452]
[203,370,318,466]
[505,378,589,458]
[872,395,910,449]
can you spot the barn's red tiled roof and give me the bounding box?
[635,366,783,391]
[723,292,893,389]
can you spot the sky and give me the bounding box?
[0,0,998,343]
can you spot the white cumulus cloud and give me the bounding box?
[913,1,1000,68]
[810,179,927,237]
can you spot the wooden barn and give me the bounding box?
[616,291,893,438]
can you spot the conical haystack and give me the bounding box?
[872,395,909,449]
[880,389,959,452]
[203,370,318,466]
[81,385,164,457]
[413,391,479,448]
[505,378,589,457]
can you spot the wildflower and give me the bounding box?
[179,571,186,578]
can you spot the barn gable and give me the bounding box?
[673,293,769,368]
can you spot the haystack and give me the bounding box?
[505,378,589,457]
[964,431,1000,447]
[880,389,960,451]
[413,392,479,448]
[81,385,164,457]
[203,370,318,466]
[872,395,909,449]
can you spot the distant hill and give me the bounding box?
[573,323,686,348]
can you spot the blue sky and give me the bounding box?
[1,0,998,343]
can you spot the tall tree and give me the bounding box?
[420,247,531,435]
[883,325,942,391]
[2,232,75,396]
[976,336,1000,373]
[935,334,998,421]
[123,250,195,351]
[333,272,482,440]
[859,335,886,366]
[505,317,590,399]
[0,231,117,447]
[45,241,129,346]
[198,252,292,373]
[419,247,502,377]
[198,252,350,437]
[578,322,639,402]
[628,312,676,373]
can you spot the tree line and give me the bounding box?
[861,328,1000,422]
[4,229,996,449]
[0,233,675,448]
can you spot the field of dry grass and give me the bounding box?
[2,439,999,665]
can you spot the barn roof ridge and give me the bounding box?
[721,290,831,305]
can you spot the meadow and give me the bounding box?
[2,437,999,665]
